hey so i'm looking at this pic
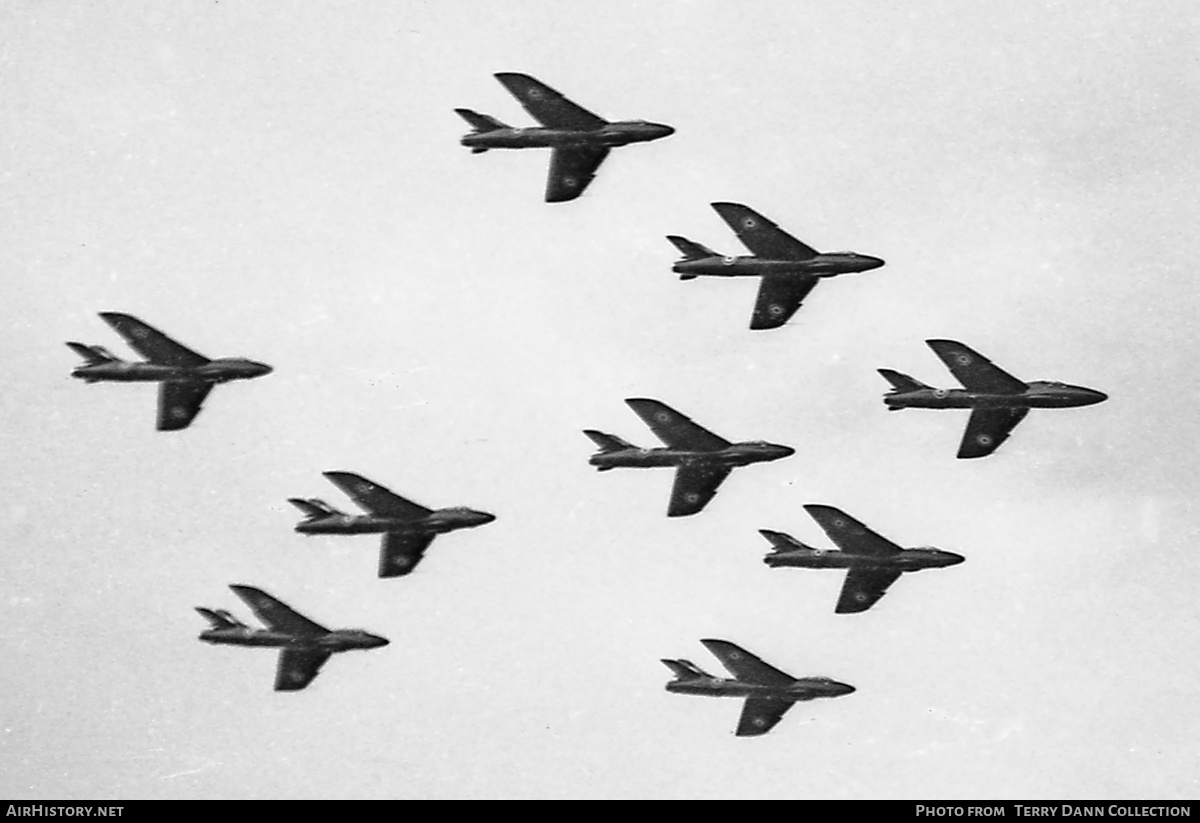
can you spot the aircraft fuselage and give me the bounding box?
[588,442,794,471]
[666,676,855,701]
[672,253,885,279]
[461,121,674,152]
[198,628,389,652]
[295,508,496,536]
[765,546,964,571]
[885,382,1108,410]
[71,358,272,384]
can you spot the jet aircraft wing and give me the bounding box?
[668,465,732,517]
[836,568,904,614]
[957,407,1029,459]
[378,531,437,578]
[710,203,819,261]
[157,381,214,431]
[229,585,330,637]
[624,398,732,451]
[736,697,794,737]
[99,312,210,367]
[802,505,902,557]
[750,274,819,330]
[274,649,332,692]
[700,639,795,687]
[493,72,608,130]
[545,146,610,203]
[323,472,434,520]
[925,339,1028,394]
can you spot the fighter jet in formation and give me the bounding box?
[67,312,272,431]
[456,72,675,203]
[290,472,496,578]
[663,639,854,737]
[762,504,964,614]
[879,339,1108,459]
[585,398,794,517]
[196,585,388,691]
[668,202,885,330]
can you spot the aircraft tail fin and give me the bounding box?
[661,658,714,680]
[454,108,509,133]
[583,429,637,453]
[759,529,817,554]
[288,498,341,520]
[67,342,119,365]
[666,235,718,261]
[195,607,247,629]
[878,368,931,394]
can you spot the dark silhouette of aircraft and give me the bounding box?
[290,472,496,578]
[196,585,388,692]
[67,312,272,431]
[663,639,854,737]
[456,72,674,202]
[585,398,794,517]
[762,504,964,614]
[879,339,1108,458]
[667,202,885,330]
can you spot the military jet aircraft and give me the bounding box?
[196,585,388,692]
[663,639,854,737]
[67,312,272,431]
[880,339,1108,459]
[585,398,794,517]
[456,72,674,202]
[290,472,496,578]
[762,504,964,614]
[667,202,885,330]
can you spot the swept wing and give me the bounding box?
[378,531,437,578]
[668,466,732,517]
[229,585,329,636]
[545,146,610,203]
[836,568,904,614]
[157,381,213,431]
[750,275,820,330]
[957,407,1029,459]
[802,505,902,557]
[710,203,819,261]
[700,639,794,687]
[274,649,331,692]
[493,72,608,129]
[624,398,731,451]
[736,697,794,737]
[925,339,1028,394]
[323,472,434,520]
[99,312,210,367]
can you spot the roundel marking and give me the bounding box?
[752,717,767,727]
[685,492,700,503]
[564,176,578,188]
[133,327,150,339]
[933,388,949,399]
[528,88,543,99]
[394,556,412,567]
[855,592,868,602]
[356,482,374,495]
[813,548,825,557]
[976,434,993,445]
[955,353,972,366]
[729,651,742,660]
[833,519,846,528]
[769,304,785,316]
[170,406,189,419]
[289,670,305,682]
[722,255,736,266]
[655,412,671,423]
[742,217,757,229]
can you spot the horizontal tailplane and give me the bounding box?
[877,368,931,394]
[583,429,637,453]
[454,108,509,133]
[196,607,246,630]
[666,235,718,262]
[66,342,118,365]
[288,498,330,519]
[759,529,816,554]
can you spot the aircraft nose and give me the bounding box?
[947,553,966,566]
[866,256,886,270]
[773,445,796,460]
[832,682,856,696]
[1085,389,1108,404]
[473,511,497,526]
[371,635,390,648]
[655,124,676,138]
[253,362,273,376]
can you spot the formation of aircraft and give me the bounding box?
[761,504,964,614]
[67,312,272,431]
[662,639,855,736]
[880,339,1108,458]
[196,585,389,691]
[668,202,885,330]
[290,471,496,578]
[585,398,794,517]
[456,72,674,202]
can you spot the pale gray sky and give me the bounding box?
[2,0,1198,800]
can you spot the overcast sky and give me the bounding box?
[3,0,1198,800]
